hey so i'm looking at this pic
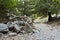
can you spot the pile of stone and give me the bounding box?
[0,15,35,38]
[7,20,34,34]
[0,15,34,34]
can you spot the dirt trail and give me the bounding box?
[1,23,60,40]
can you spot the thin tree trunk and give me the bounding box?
[48,12,52,22]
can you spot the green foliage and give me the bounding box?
[0,0,18,22]
[0,0,60,19]
[39,0,60,13]
[0,0,18,9]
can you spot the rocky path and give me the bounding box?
[1,23,60,40]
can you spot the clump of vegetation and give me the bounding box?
[0,0,60,22]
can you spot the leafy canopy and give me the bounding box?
[0,0,18,9]
[39,0,60,13]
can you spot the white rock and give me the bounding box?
[8,33,17,37]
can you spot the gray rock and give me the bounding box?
[0,33,2,37]
[0,33,2,40]
[7,22,20,33]
[14,24,20,31]
[0,23,8,33]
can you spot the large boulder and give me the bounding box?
[0,23,9,34]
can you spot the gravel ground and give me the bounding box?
[1,23,60,40]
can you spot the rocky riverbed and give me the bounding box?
[1,23,60,40]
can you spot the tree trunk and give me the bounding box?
[48,12,52,22]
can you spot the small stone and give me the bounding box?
[8,33,17,37]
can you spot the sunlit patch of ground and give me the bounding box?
[34,14,58,23]
[34,16,48,23]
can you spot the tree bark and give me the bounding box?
[48,12,52,22]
